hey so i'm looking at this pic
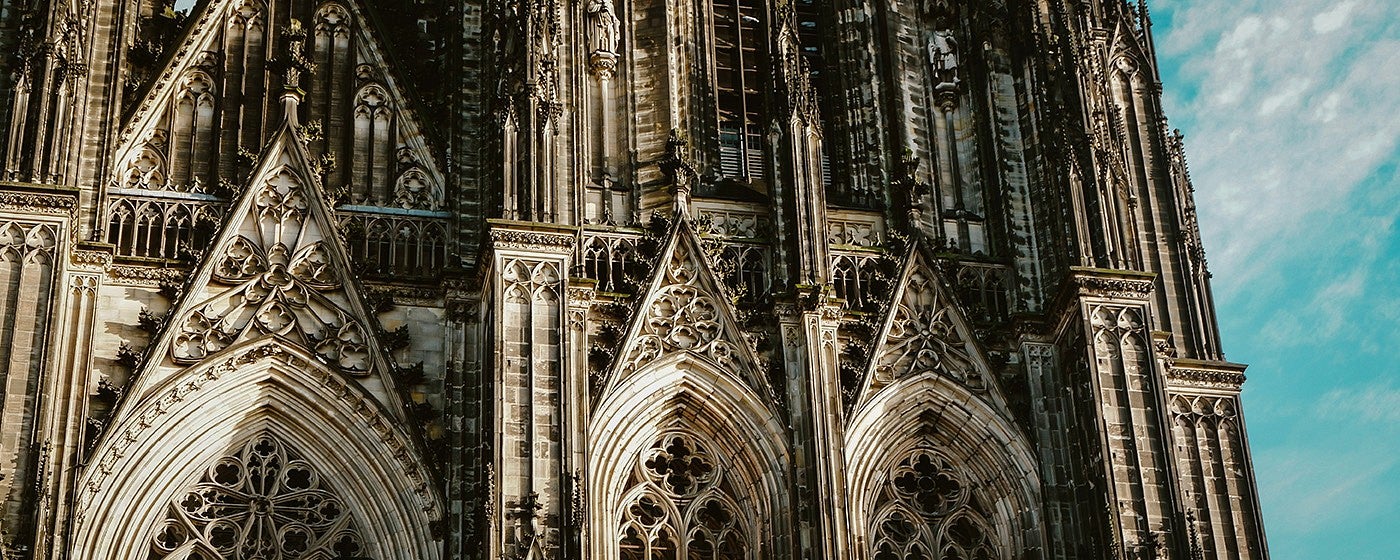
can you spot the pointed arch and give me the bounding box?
[71,340,443,560]
[845,372,1043,559]
[588,353,791,560]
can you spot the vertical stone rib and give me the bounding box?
[0,251,53,534]
[35,274,98,560]
[1218,417,1256,560]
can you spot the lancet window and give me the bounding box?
[832,253,881,311]
[107,197,223,260]
[147,432,369,560]
[581,233,640,293]
[617,433,752,560]
[720,245,768,303]
[709,0,767,184]
[954,264,1009,324]
[342,214,448,279]
[868,448,998,560]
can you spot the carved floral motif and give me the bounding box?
[870,269,979,392]
[168,170,374,375]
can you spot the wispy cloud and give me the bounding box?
[1154,1,1400,555]
[1156,1,1400,294]
[1316,380,1400,424]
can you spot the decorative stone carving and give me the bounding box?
[393,167,437,210]
[165,167,376,376]
[869,447,998,560]
[80,344,440,522]
[870,269,979,392]
[695,209,769,239]
[616,242,748,381]
[617,433,749,557]
[928,28,960,87]
[1166,366,1247,390]
[826,218,881,247]
[148,432,367,559]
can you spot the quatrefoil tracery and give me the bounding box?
[619,433,749,559]
[869,448,996,560]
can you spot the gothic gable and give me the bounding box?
[124,108,407,420]
[601,218,774,407]
[855,244,1010,414]
[110,0,445,212]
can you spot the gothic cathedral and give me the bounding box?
[0,0,1267,558]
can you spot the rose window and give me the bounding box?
[148,432,369,560]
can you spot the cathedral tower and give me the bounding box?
[0,0,1267,558]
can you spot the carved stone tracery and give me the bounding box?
[616,242,748,380]
[170,169,373,375]
[617,433,749,560]
[871,269,978,392]
[148,432,369,560]
[869,448,997,560]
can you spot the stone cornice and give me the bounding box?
[1066,267,1156,300]
[487,220,578,254]
[1165,358,1248,391]
[71,242,115,272]
[106,264,188,286]
[0,182,79,218]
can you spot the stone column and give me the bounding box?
[778,293,850,559]
[484,222,576,559]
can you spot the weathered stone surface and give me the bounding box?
[0,0,1266,559]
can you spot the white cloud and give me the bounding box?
[1313,0,1358,34]
[1159,1,1400,296]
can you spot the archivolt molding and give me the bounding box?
[588,354,791,560]
[73,340,443,560]
[845,373,1042,558]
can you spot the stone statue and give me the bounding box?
[929,28,959,85]
[586,0,620,54]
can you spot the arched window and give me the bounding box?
[108,200,137,253]
[617,433,751,560]
[710,0,767,183]
[134,203,163,257]
[162,205,193,259]
[722,245,768,303]
[833,256,859,308]
[867,448,1000,560]
[146,431,367,559]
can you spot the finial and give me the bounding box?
[659,129,697,217]
[278,18,314,124]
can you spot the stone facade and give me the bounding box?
[0,0,1267,558]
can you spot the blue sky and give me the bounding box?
[1152,0,1400,557]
